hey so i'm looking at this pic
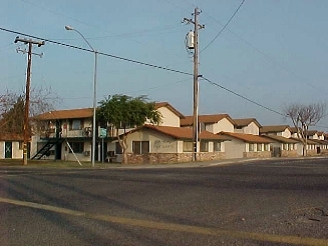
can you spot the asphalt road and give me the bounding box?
[0,158,327,246]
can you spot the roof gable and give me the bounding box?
[260,125,291,134]
[181,114,235,126]
[154,102,185,119]
[233,118,261,128]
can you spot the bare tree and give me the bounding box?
[284,102,326,156]
[0,86,60,135]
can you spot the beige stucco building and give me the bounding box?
[22,101,328,164]
[218,131,272,159]
[110,124,229,164]
[0,134,25,159]
[260,125,298,157]
[233,118,261,135]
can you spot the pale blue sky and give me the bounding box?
[1,0,328,128]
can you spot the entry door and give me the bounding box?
[5,142,12,159]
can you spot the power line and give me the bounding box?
[52,25,184,42]
[200,0,245,53]
[85,25,184,40]
[124,78,190,94]
[201,6,328,96]
[61,78,190,100]
[1,27,287,119]
[201,76,287,117]
[0,27,192,77]
[160,0,191,12]
[20,0,186,60]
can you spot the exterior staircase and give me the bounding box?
[31,139,60,160]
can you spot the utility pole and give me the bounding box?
[183,8,205,161]
[14,36,45,165]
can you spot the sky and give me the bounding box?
[1,0,328,128]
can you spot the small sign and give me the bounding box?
[99,128,107,138]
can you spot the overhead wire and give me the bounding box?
[124,78,190,94]
[0,27,192,77]
[61,78,190,101]
[3,27,326,127]
[200,5,328,96]
[86,25,184,40]
[19,0,186,61]
[200,0,245,53]
[201,76,287,117]
[0,26,288,118]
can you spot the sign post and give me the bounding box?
[99,128,107,163]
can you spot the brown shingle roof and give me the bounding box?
[218,132,273,143]
[289,128,320,138]
[260,125,291,134]
[261,135,299,143]
[233,118,261,128]
[307,139,319,145]
[289,127,299,134]
[127,125,230,141]
[306,130,318,136]
[0,133,25,141]
[181,114,235,126]
[310,139,328,145]
[35,108,93,120]
[290,137,318,145]
[35,102,181,121]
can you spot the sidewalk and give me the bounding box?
[0,156,326,170]
[96,155,328,169]
[96,157,268,169]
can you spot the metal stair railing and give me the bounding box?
[31,138,60,160]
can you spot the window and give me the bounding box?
[70,119,83,130]
[133,141,140,154]
[183,141,193,152]
[200,141,208,152]
[19,141,23,150]
[284,143,289,150]
[68,142,84,153]
[249,143,254,151]
[264,144,269,151]
[199,123,205,131]
[214,142,221,152]
[132,141,149,154]
[142,141,149,154]
[115,142,122,154]
[257,143,262,151]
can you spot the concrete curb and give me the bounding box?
[106,156,328,170]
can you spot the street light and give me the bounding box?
[65,25,97,167]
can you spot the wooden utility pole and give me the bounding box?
[183,8,205,161]
[14,36,45,165]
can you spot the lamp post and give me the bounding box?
[65,25,97,167]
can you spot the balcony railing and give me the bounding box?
[40,127,93,139]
